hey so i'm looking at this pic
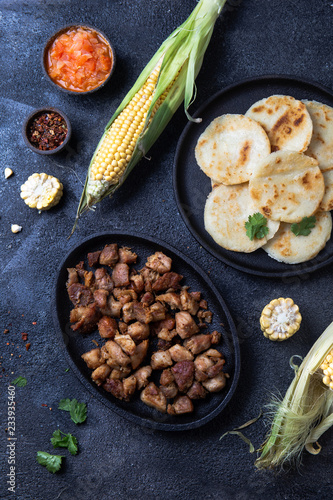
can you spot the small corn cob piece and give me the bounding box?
[20,173,63,211]
[320,348,333,390]
[260,297,302,341]
[73,0,229,232]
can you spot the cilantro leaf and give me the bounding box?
[51,430,78,455]
[59,398,87,424]
[69,400,87,424]
[36,451,63,473]
[58,398,72,412]
[245,213,269,241]
[12,376,27,387]
[291,216,316,236]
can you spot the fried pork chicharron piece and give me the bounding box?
[68,283,93,307]
[167,395,194,415]
[99,244,119,267]
[70,246,229,415]
[81,348,104,369]
[140,382,167,413]
[150,350,173,370]
[202,372,228,392]
[133,365,152,389]
[172,361,195,392]
[98,316,118,339]
[175,311,200,339]
[187,381,207,400]
[168,344,194,362]
[184,331,221,355]
[146,251,172,274]
[91,364,112,385]
[127,321,150,341]
[112,263,130,287]
[70,304,101,333]
[119,247,137,264]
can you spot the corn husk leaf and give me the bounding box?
[255,321,333,470]
[73,0,227,230]
[220,410,263,453]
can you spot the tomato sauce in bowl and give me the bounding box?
[43,25,115,93]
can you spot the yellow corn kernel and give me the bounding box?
[5,168,13,179]
[20,173,63,212]
[320,348,333,390]
[11,224,22,233]
[260,297,302,341]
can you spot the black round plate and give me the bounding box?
[173,75,333,278]
[52,232,240,431]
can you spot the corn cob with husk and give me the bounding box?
[255,321,333,470]
[73,0,228,231]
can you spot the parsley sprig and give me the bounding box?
[291,216,316,236]
[245,212,269,241]
[58,398,87,424]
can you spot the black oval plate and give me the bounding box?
[173,75,333,278]
[52,232,240,431]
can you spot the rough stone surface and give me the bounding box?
[1,1,333,499]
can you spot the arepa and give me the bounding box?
[204,183,280,253]
[195,114,271,185]
[249,150,325,223]
[263,211,332,264]
[246,95,312,152]
[303,100,333,171]
[320,169,333,211]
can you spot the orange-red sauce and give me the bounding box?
[46,26,113,92]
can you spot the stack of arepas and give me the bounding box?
[195,95,333,264]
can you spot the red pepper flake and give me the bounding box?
[4,329,9,334]
[6,342,10,346]
[21,333,28,341]
[25,343,31,351]
[41,404,48,407]
[27,112,68,151]
[32,321,37,325]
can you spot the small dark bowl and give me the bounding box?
[42,24,116,95]
[22,107,72,155]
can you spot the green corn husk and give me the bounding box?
[255,321,333,470]
[73,0,228,230]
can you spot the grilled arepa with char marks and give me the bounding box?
[303,100,333,172]
[204,183,280,253]
[245,95,313,152]
[195,114,271,185]
[263,211,332,264]
[249,150,325,223]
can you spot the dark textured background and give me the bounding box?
[1,1,333,499]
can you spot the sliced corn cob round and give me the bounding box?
[320,348,333,390]
[20,173,63,211]
[260,297,302,341]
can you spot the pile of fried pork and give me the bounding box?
[66,244,229,415]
